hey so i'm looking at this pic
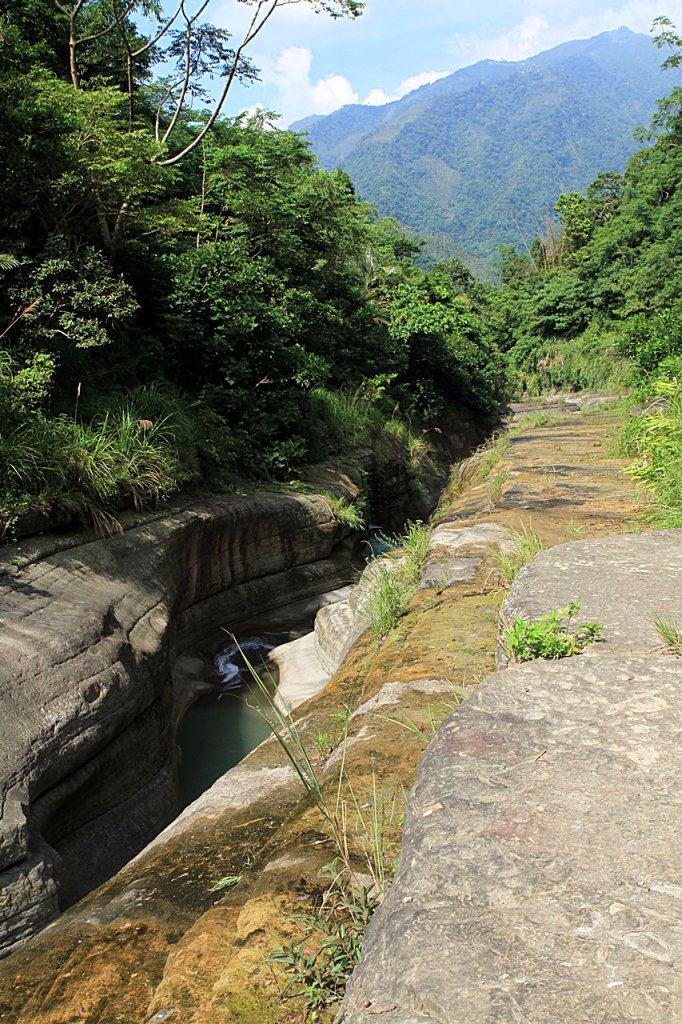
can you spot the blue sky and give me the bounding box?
[166,1,682,125]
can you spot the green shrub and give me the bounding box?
[620,378,682,527]
[503,602,603,662]
[616,305,682,374]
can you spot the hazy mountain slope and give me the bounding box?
[292,29,667,265]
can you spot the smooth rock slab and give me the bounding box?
[499,530,682,665]
[338,655,682,1023]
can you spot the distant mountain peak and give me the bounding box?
[292,29,664,269]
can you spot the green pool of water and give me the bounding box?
[176,633,288,808]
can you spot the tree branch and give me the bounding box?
[157,0,279,165]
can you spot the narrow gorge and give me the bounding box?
[0,408,487,960]
[1,401,677,1024]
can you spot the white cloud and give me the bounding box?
[263,46,358,124]
[364,69,451,106]
[449,1,682,66]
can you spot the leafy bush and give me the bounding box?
[503,602,603,661]
[621,378,682,527]
[616,305,682,374]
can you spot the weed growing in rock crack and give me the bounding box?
[208,873,242,893]
[269,874,381,1020]
[315,732,332,757]
[488,469,508,501]
[503,602,603,662]
[368,688,466,740]
[508,410,556,432]
[268,771,399,1019]
[491,523,546,586]
[365,520,431,640]
[328,496,365,531]
[564,518,587,537]
[235,640,401,1016]
[652,616,682,656]
[473,434,510,484]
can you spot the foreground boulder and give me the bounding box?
[339,531,682,1023]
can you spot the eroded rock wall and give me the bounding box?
[0,491,352,956]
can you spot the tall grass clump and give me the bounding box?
[619,378,682,527]
[308,388,384,452]
[0,386,200,536]
[235,641,400,1018]
[652,616,682,656]
[492,522,546,586]
[365,520,431,639]
[472,433,510,484]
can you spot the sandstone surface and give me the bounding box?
[339,652,682,1024]
[0,407,652,1023]
[339,524,682,1023]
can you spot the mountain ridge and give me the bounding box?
[291,28,670,266]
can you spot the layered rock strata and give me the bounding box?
[0,491,354,956]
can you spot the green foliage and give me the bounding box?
[1,5,506,531]
[504,602,604,662]
[616,306,682,374]
[366,565,409,640]
[652,616,682,656]
[492,524,546,586]
[328,497,365,532]
[620,378,682,527]
[388,264,507,412]
[308,389,384,453]
[0,367,201,535]
[494,48,682,397]
[238,645,398,1017]
[472,433,510,483]
[366,520,431,639]
[270,878,380,1020]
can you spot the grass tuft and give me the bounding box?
[652,616,682,656]
[492,523,546,586]
[365,520,431,640]
[234,639,401,1017]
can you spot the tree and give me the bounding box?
[41,0,363,163]
[652,15,682,69]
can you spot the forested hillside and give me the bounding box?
[0,0,506,538]
[486,46,681,395]
[293,28,667,266]
[468,20,682,522]
[1,2,681,542]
